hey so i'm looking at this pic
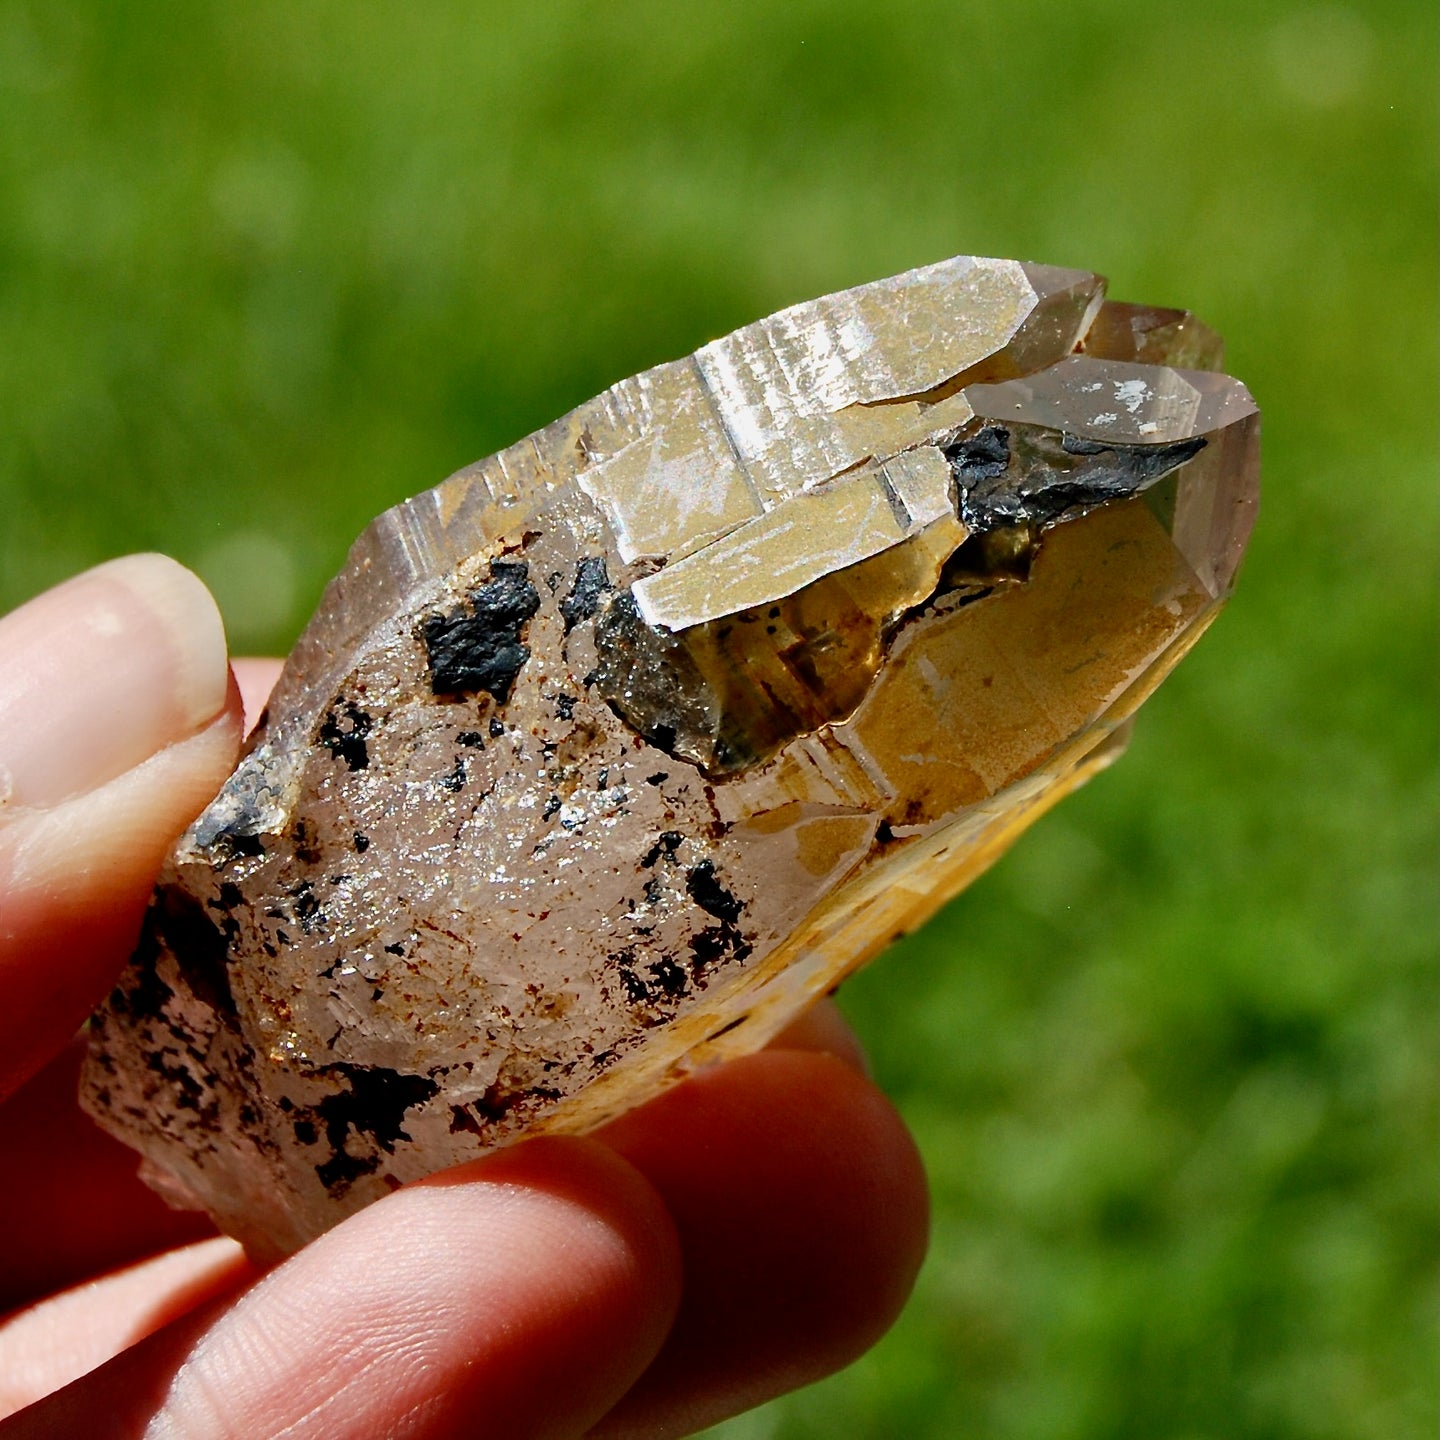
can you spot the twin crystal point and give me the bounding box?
[82,257,1260,1258]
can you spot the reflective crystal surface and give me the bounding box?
[82,257,1260,1258]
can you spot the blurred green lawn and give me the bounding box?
[1,2,1434,1436]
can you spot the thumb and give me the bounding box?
[0,555,242,1100]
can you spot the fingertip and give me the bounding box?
[21,1136,683,1440]
[0,554,232,814]
[410,1132,685,1360]
[169,1135,681,1440]
[593,1049,929,1436]
[99,554,230,738]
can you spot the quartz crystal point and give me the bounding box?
[82,257,1259,1259]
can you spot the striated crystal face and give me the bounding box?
[81,258,1259,1259]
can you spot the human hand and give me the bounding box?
[0,555,928,1438]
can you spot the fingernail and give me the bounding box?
[0,555,230,814]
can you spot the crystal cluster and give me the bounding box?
[82,258,1259,1259]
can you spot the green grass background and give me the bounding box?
[1,2,1434,1435]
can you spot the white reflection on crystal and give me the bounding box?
[1114,379,1149,413]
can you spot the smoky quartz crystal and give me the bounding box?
[82,258,1259,1259]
